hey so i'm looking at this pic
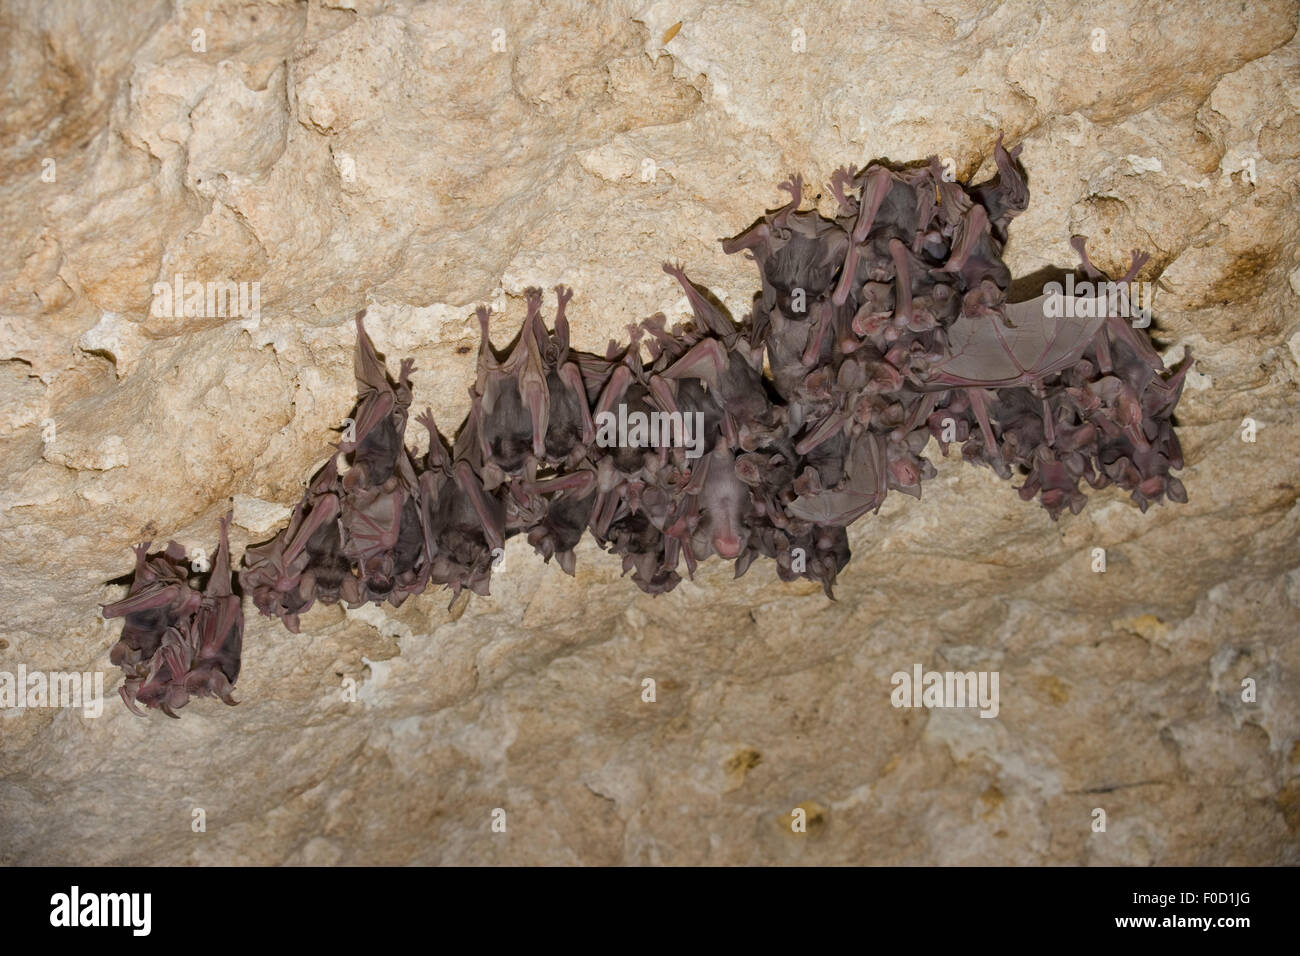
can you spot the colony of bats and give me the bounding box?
[102,139,1192,716]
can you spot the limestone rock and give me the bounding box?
[0,0,1297,865]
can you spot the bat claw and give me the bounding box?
[120,685,147,718]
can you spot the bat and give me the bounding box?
[105,136,1194,714]
[103,513,242,717]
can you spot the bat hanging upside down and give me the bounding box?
[104,137,1192,714]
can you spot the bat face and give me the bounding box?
[105,137,1193,714]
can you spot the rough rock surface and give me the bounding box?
[1,0,1298,864]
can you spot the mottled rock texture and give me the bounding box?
[1,0,1298,864]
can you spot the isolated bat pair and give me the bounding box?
[106,137,1193,713]
[101,513,242,717]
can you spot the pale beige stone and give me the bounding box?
[0,0,1296,866]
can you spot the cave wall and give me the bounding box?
[1,0,1298,864]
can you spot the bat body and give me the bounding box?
[106,138,1193,713]
[251,143,1186,600]
[103,514,242,717]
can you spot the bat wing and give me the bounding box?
[929,292,1103,387]
[786,431,886,524]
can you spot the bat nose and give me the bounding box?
[713,531,742,559]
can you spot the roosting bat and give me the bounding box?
[104,136,1193,714]
[103,513,242,717]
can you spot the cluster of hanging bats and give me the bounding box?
[101,139,1193,717]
